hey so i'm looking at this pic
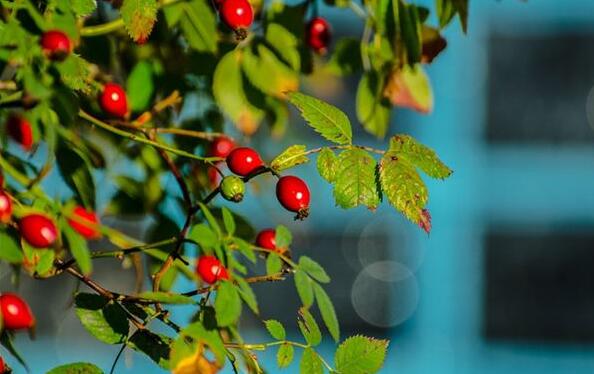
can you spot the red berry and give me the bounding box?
[209,137,236,158]
[256,229,276,250]
[19,214,58,248]
[220,0,254,32]
[196,256,229,284]
[276,175,310,219]
[0,355,4,373]
[0,191,12,223]
[99,83,128,118]
[6,115,33,151]
[306,17,331,54]
[226,147,263,176]
[40,30,71,61]
[68,205,101,240]
[0,293,35,330]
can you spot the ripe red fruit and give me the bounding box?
[0,355,4,373]
[0,191,13,223]
[0,293,35,330]
[226,147,264,176]
[209,137,236,158]
[220,0,254,36]
[68,205,101,240]
[196,255,229,284]
[99,83,128,118]
[40,30,71,61]
[306,17,332,54]
[6,115,33,151]
[256,229,276,250]
[19,214,58,248]
[276,175,310,219]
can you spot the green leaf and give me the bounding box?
[356,71,391,138]
[379,151,428,225]
[57,141,96,209]
[0,229,24,264]
[33,249,55,276]
[317,148,337,183]
[298,308,322,346]
[399,0,422,64]
[287,92,352,145]
[314,283,340,342]
[333,149,381,210]
[299,256,330,283]
[0,331,27,370]
[275,225,292,248]
[294,269,314,307]
[384,64,433,113]
[326,38,362,76]
[388,135,452,179]
[271,144,309,172]
[242,44,299,99]
[221,207,236,236]
[198,202,221,237]
[213,50,265,134]
[215,281,241,326]
[277,343,295,368]
[264,319,286,340]
[57,55,92,93]
[266,23,301,71]
[436,0,468,32]
[335,335,389,374]
[170,321,226,369]
[71,0,97,17]
[266,253,283,275]
[47,362,104,374]
[61,219,92,275]
[300,348,323,374]
[128,330,172,369]
[233,237,256,262]
[236,276,259,314]
[137,292,195,304]
[74,293,129,344]
[164,0,218,53]
[188,224,218,254]
[127,61,154,112]
[120,0,158,42]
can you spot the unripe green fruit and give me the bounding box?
[220,176,245,202]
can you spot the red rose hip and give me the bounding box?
[226,147,264,176]
[68,205,101,239]
[19,214,58,248]
[196,255,229,284]
[0,293,35,330]
[220,0,254,38]
[209,136,236,158]
[40,30,71,61]
[99,83,128,118]
[6,115,33,151]
[0,191,12,223]
[306,17,332,54]
[256,229,276,250]
[276,175,310,220]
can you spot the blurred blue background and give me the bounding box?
[6,0,594,372]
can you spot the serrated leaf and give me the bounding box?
[74,293,129,344]
[314,283,340,342]
[333,149,380,210]
[170,321,226,369]
[300,348,323,374]
[357,71,391,138]
[236,276,259,314]
[287,92,352,145]
[384,64,433,113]
[317,148,337,183]
[298,308,322,346]
[299,256,330,283]
[61,219,92,275]
[215,281,241,326]
[294,269,314,307]
[198,203,221,237]
[399,1,422,64]
[266,253,283,275]
[47,362,104,374]
[271,145,309,172]
[221,207,236,235]
[57,55,92,93]
[0,230,24,264]
[57,141,96,209]
[326,37,362,76]
[137,292,195,304]
[71,0,97,17]
[127,61,154,112]
[189,224,218,254]
[242,44,299,99]
[379,151,428,225]
[388,135,452,179]
[233,237,256,262]
[335,335,388,374]
[164,0,218,53]
[128,330,172,369]
[266,23,300,71]
[275,225,292,248]
[277,343,294,368]
[264,319,286,340]
[120,0,158,43]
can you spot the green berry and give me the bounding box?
[220,176,245,202]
